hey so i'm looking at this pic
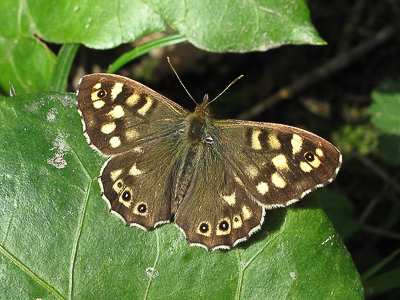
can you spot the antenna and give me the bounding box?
[167,57,197,105]
[167,57,243,106]
[208,75,243,106]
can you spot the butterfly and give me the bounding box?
[76,73,342,251]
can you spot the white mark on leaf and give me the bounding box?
[146,267,159,279]
[47,135,69,169]
[46,108,58,122]
[322,235,335,245]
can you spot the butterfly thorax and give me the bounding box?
[187,95,213,147]
[171,96,217,208]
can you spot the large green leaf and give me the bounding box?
[27,0,323,51]
[1,92,362,299]
[1,0,323,95]
[27,0,166,49]
[147,0,324,52]
[0,1,56,95]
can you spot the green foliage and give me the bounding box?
[316,190,360,240]
[371,78,400,135]
[359,78,400,298]
[334,124,380,156]
[370,78,400,166]
[0,0,323,96]
[378,134,400,166]
[362,248,400,298]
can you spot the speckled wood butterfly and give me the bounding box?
[76,73,342,251]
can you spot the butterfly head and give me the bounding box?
[195,94,212,118]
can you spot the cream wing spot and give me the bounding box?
[291,134,303,155]
[242,205,252,220]
[91,91,100,101]
[129,163,143,176]
[246,165,259,178]
[119,200,131,208]
[109,136,121,148]
[137,96,153,115]
[300,161,313,173]
[132,146,143,153]
[268,134,281,150]
[126,93,140,106]
[108,105,125,119]
[271,172,287,188]
[251,130,262,150]
[232,215,243,229]
[110,169,123,181]
[316,148,324,157]
[101,122,116,134]
[112,179,124,193]
[125,129,139,141]
[308,156,322,169]
[94,83,102,89]
[256,181,269,195]
[233,175,244,186]
[111,82,124,101]
[272,154,289,170]
[222,192,236,205]
[93,100,105,109]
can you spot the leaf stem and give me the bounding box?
[49,44,80,92]
[108,34,187,73]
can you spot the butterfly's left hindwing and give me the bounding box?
[77,73,342,251]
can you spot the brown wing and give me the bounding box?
[214,119,342,208]
[76,73,188,155]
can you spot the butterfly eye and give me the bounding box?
[304,152,315,162]
[122,191,131,201]
[199,223,209,233]
[97,89,107,98]
[219,220,229,231]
